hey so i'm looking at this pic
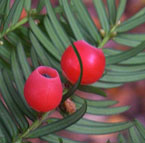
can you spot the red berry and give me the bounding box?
[24,66,62,112]
[61,40,106,85]
[19,8,27,21]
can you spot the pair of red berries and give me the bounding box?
[24,40,106,112]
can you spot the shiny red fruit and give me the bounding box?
[61,40,106,85]
[19,8,27,21]
[24,66,62,112]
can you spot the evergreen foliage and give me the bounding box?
[0,0,145,142]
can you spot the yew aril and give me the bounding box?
[24,66,62,112]
[61,40,106,85]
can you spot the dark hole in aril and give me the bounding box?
[42,74,51,78]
